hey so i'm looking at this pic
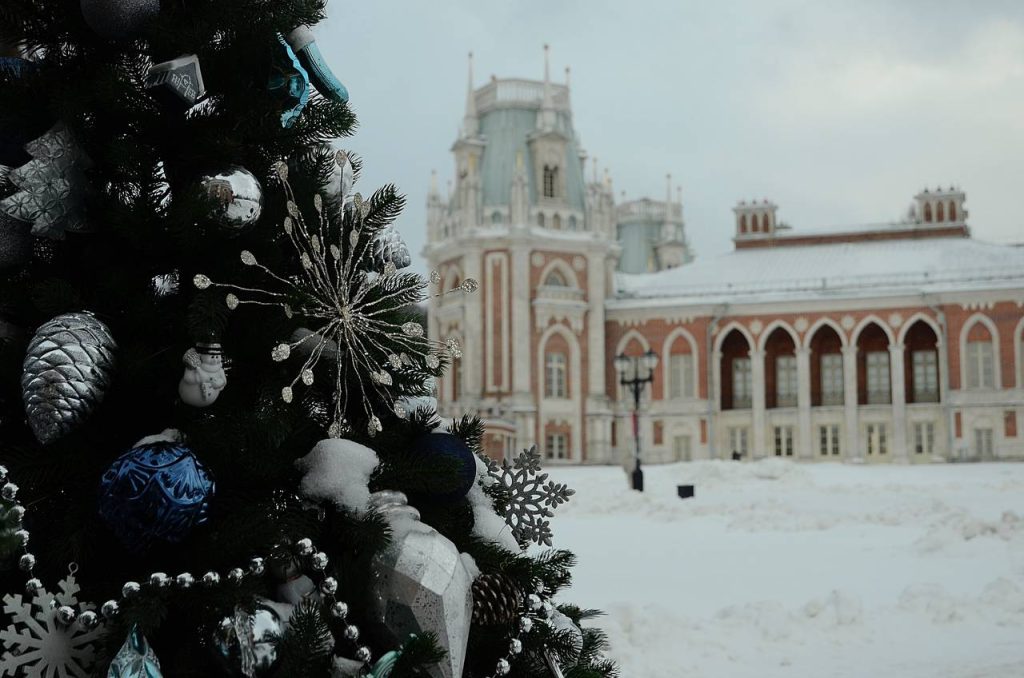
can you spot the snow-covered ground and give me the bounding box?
[547,460,1024,678]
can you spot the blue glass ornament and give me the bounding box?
[98,440,214,551]
[409,433,476,504]
[268,34,310,129]
[108,624,163,677]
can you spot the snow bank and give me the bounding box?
[548,461,1024,677]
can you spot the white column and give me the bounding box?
[751,349,767,458]
[797,347,813,459]
[510,245,531,396]
[586,251,607,397]
[712,350,722,460]
[889,343,908,460]
[842,345,860,461]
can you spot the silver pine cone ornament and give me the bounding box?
[22,312,117,444]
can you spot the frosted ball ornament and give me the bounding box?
[200,167,264,233]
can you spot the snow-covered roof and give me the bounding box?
[613,236,1024,306]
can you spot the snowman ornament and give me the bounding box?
[178,341,227,407]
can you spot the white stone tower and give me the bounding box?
[425,47,619,463]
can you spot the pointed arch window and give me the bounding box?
[936,202,945,222]
[923,203,933,222]
[544,270,568,287]
[948,201,957,221]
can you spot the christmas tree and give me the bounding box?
[0,1,617,676]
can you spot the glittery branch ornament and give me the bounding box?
[0,124,92,239]
[22,312,117,444]
[0,574,105,677]
[193,158,477,437]
[493,446,575,547]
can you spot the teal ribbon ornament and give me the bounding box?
[268,34,310,128]
[366,650,401,678]
[285,25,349,103]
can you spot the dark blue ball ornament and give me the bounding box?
[409,433,477,504]
[98,440,215,551]
[0,58,47,167]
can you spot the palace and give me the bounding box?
[424,50,1024,465]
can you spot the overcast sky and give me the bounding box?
[320,1,1024,274]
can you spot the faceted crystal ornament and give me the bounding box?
[108,625,163,677]
[370,492,473,678]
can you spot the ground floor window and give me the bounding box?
[913,422,935,455]
[545,433,568,460]
[728,427,749,457]
[819,424,840,456]
[673,435,692,461]
[866,423,888,455]
[973,428,993,458]
[774,426,794,456]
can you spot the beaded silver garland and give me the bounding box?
[480,579,568,678]
[0,461,375,671]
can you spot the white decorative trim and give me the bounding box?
[841,315,855,330]
[711,321,756,354]
[537,257,581,290]
[662,327,700,400]
[850,314,896,346]
[756,319,800,352]
[958,312,1002,390]
[794,317,809,332]
[888,313,904,328]
[572,256,586,271]
[1015,316,1024,390]
[531,252,545,267]
[484,251,510,393]
[802,316,849,349]
[749,319,764,335]
[895,312,942,346]
[537,323,583,461]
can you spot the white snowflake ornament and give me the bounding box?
[0,575,105,678]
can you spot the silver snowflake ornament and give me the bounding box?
[494,446,575,547]
[0,575,105,677]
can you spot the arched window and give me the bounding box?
[491,211,503,225]
[965,323,995,389]
[739,215,748,234]
[544,352,567,398]
[537,212,545,228]
[762,214,770,231]
[667,338,694,399]
[543,165,558,198]
[568,215,578,231]
[552,214,562,230]
[949,201,957,221]
[936,202,945,222]
[544,270,568,287]
[923,202,933,222]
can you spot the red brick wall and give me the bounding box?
[944,302,1023,389]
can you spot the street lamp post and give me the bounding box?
[614,349,658,492]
